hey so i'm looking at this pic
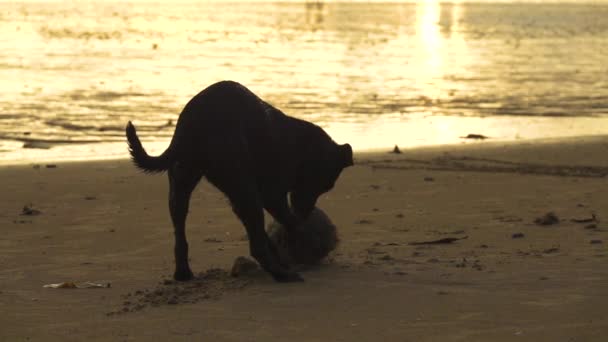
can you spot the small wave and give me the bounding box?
[0,113,36,120]
[23,141,52,149]
[68,90,148,101]
[0,133,102,145]
[44,118,174,134]
[44,119,95,131]
[278,93,608,118]
[39,27,123,40]
[441,94,608,117]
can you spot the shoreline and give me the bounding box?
[1,133,608,167]
[1,134,607,341]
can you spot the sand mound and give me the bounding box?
[109,268,250,315]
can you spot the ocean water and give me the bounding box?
[1,1,608,163]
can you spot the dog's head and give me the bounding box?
[290,142,353,218]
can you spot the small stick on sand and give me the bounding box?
[570,214,597,223]
[408,236,468,245]
[460,134,488,140]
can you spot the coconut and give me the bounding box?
[267,207,339,265]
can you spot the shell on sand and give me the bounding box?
[267,207,339,265]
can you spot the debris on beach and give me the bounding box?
[21,204,41,216]
[534,212,559,226]
[365,247,386,256]
[408,236,468,245]
[23,141,52,149]
[452,257,484,271]
[379,254,394,261]
[444,229,466,235]
[495,215,523,223]
[455,257,468,268]
[512,233,525,239]
[590,240,603,245]
[45,164,57,169]
[390,145,402,154]
[571,214,597,224]
[43,281,111,289]
[542,247,560,254]
[373,242,399,247]
[460,134,489,140]
[424,177,434,182]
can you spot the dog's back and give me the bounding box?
[128,80,333,179]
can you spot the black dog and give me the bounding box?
[126,81,352,282]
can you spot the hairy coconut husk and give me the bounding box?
[267,207,339,265]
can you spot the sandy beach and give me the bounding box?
[1,136,607,342]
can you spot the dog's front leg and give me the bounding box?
[234,194,303,282]
[214,178,301,282]
[264,192,299,229]
[205,144,303,282]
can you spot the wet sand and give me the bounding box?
[1,136,607,341]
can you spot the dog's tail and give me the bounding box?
[126,121,172,173]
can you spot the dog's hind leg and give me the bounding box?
[168,162,202,281]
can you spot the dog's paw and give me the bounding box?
[173,268,194,282]
[272,270,304,283]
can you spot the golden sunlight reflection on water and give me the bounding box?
[1,1,608,164]
[419,0,443,72]
[414,0,471,101]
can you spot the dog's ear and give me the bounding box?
[340,143,353,168]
